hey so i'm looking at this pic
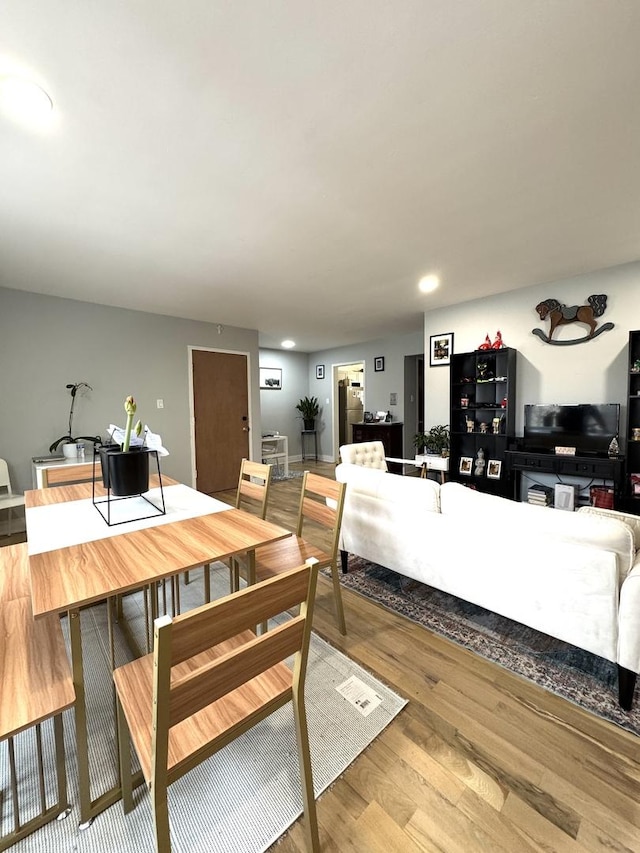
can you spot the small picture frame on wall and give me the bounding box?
[459,456,473,475]
[429,332,454,367]
[259,367,282,390]
[487,459,502,479]
[315,364,325,380]
[374,356,385,372]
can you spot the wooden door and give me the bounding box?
[192,350,250,493]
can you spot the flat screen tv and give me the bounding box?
[523,403,619,456]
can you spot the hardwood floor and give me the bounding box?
[7,463,640,851]
[257,461,640,853]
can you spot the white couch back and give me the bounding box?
[339,441,388,471]
[440,482,636,581]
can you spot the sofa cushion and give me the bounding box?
[578,506,640,551]
[335,463,440,512]
[440,482,635,582]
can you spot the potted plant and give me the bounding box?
[100,396,150,496]
[296,396,320,431]
[415,425,450,458]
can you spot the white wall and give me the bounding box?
[423,261,640,439]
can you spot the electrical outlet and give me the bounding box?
[390,393,397,406]
[156,399,164,409]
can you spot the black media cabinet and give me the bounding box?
[504,450,625,508]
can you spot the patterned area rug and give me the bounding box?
[339,555,640,735]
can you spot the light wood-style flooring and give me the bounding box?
[253,461,640,853]
[6,463,640,851]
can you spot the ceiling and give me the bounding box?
[2,2,640,353]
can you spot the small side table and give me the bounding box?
[301,430,318,462]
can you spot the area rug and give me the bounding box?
[2,567,406,852]
[338,556,640,735]
[271,470,304,482]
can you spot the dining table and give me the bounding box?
[25,477,292,826]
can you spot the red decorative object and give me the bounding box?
[491,330,504,349]
[478,334,492,350]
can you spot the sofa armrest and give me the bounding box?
[618,558,640,673]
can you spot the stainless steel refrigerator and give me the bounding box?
[339,383,364,446]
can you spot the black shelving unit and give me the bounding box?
[625,330,640,513]
[449,347,517,497]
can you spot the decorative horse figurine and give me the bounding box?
[533,294,614,346]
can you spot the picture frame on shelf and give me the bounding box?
[429,332,454,367]
[459,456,473,475]
[487,459,502,479]
[259,367,282,390]
[315,364,325,380]
[374,356,385,372]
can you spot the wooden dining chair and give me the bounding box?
[113,562,320,853]
[185,458,273,602]
[232,472,347,635]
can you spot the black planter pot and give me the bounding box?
[303,419,315,431]
[99,446,150,496]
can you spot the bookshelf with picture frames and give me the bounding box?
[449,346,517,497]
[626,330,640,511]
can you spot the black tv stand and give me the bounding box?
[504,449,624,507]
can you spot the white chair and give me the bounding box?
[339,440,388,471]
[0,459,25,537]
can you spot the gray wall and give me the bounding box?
[422,261,640,438]
[0,287,262,495]
[259,349,310,459]
[304,330,425,461]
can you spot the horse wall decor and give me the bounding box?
[532,294,614,345]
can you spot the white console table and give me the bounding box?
[32,457,97,489]
[261,435,288,477]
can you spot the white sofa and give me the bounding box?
[335,463,640,709]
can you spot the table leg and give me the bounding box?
[69,606,144,828]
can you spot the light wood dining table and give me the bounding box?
[25,478,292,826]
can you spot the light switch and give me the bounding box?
[156,399,164,409]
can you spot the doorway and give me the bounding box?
[190,348,251,493]
[332,362,365,461]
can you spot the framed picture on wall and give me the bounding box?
[374,356,385,372]
[316,364,325,380]
[429,332,454,367]
[259,367,282,389]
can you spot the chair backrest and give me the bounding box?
[296,472,347,565]
[152,561,318,754]
[41,461,101,488]
[339,441,388,471]
[0,459,12,494]
[235,458,272,519]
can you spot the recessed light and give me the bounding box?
[281,340,296,349]
[0,75,53,129]
[418,275,439,294]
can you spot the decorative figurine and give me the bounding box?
[479,422,489,434]
[491,330,504,349]
[478,334,492,350]
[474,448,486,476]
[631,359,640,373]
[466,416,474,433]
[461,396,469,408]
[492,417,501,434]
[501,396,507,408]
